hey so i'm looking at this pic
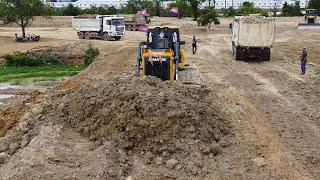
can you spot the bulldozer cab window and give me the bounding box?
[157,39,169,49]
[307,10,316,16]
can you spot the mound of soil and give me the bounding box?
[25,42,89,64]
[58,76,231,154]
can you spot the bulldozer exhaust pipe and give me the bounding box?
[175,42,180,80]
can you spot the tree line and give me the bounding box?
[1,0,320,38]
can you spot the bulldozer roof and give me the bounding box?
[148,25,180,30]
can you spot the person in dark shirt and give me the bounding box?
[192,36,197,55]
[300,48,308,75]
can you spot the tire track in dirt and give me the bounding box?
[195,32,317,179]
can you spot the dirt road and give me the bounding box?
[0,17,319,179]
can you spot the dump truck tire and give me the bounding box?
[127,25,132,31]
[85,32,90,39]
[78,32,85,39]
[115,37,121,41]
[132,25,137,31]
[103,33,110,41]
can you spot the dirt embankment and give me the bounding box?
[0,16,320,180]
[0,76,232,180]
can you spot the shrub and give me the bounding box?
[38,49,63,65]
[84,44,100,66]
[4,53,44,66]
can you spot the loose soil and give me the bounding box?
[0,16,319,179]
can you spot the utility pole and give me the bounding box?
[225,0,227,9]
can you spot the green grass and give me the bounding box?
[0,64,86,84]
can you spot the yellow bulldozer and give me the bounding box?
[137,26,187,81]
[298,9,320,30]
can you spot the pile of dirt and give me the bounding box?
[55,76,231,154]
[239,16,274,23]
[25,42,90,64]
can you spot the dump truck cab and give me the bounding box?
[72,15,125,40]
[137,27,186,81]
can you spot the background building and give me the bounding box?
[44,0,309,9]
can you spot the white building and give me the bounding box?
[48,0,128,9]
[207,0,308,9]
[47,0,309,9]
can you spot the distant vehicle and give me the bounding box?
[231,16,275,61]
[26,33,40,42]
[72,15,125,41]
[124,13,151,31]
[298,9,320,30]
[14,33,40,43]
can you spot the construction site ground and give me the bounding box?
[0,16,320,179]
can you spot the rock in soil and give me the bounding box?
[253,157,267,168]
[154,157,163,165]
[0,152,9,164]
[0,137,10,153]
[165,158,179,169]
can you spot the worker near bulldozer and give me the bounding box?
[192,36,197,55]
[300,48,308,75]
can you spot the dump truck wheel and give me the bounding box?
[103,33,110,41]
[115,36,121,41]
[78,32,85,39]
[132,25,137,31]
[127,25,132,31]
[84,32,90,39]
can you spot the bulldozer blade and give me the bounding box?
[298,23,320,30]
[178,68,203,87]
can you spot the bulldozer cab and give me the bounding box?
[137,27,186,81]
[146,27,181,50]
[306,9,317,17]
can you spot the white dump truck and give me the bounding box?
[232,16,275,61]
[72,15,125,41]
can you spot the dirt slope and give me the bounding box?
[0,17,320,179]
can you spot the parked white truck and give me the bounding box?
[72,15,125,41]
[232,16,275,61]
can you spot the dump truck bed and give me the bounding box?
[72,18,101,32]
[232,17,275,48]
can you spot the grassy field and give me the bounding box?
[0,64,86,84]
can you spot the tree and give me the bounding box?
[0,0,52,38]
[271,0,283,16]
[308,0,320,14]
[236,2,260,15]
[197,7,220,30]
[62,4,80,16]
[224,7,236,17]
[282,1,302,16]
[189,0,205,21]
[153,0,162,16]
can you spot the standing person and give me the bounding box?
[192,36,197,55]
[300,48,308,75]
